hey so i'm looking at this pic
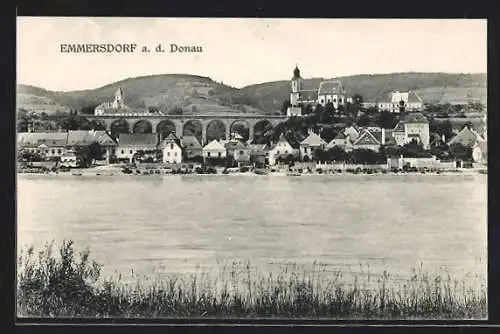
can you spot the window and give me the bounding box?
[129,150,133,154]
[170,144,174,149]
[218,152,221,157]
[167,152,170,156]
[45,150,48,153]
[285,150,288,154]
[277,150,280,155]
[320,99,324,103]
[207,152,211,157]
[121,150,124,154]
[57,149,62,154]
[51,149,55,154]
[174,152,177,156]
[112,149,116,154]
[333,98,336,103]
[328,99,331,103]
[239,150,244,155]
[339,98,343,103]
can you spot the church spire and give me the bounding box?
[293,64,301,79]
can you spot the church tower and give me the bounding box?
[112,87,124,109]
[290,65,302,106]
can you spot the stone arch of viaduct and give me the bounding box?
[88,115,288,145]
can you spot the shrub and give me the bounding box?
[17,242,488,319]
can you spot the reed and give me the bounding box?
[16,240,487,319]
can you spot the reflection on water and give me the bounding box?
[17,174,487,285]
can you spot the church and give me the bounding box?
[287,65,352,117]
[94,87,129,115]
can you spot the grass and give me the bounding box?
[16,240,487,319]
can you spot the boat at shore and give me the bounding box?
[253,169,269,175]
[72,172,82,176]
[286,172,301,176]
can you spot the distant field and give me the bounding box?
[17,72,487,115]
[415,86,486,105]
[16,93,70,114]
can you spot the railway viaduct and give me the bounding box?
[86,113,289,145]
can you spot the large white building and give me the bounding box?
[287,65,352,116]
[378,91,423,113]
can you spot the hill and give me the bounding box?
[241,72,487,112]
[17,72,486,115]
[16,74,268,116]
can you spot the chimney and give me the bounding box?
[381,128,386,145]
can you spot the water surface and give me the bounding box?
[17,174,487,285]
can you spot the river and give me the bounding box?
[17,174,487,287]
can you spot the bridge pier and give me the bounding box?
[175,121,183,138]
[225,125,231,141]
[201,126,207,146]
[248,126,255,144]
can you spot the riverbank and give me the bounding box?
[17,241,487,319]
[16,164,487,177]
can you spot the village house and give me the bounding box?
[344,125,360,143]
[248,143,268,166]
[267,134,299,165]
[326,131,354,152]
[392,112,430,149]
[351,128,387,151]
[224,140,251,166]
[472,140,487,165]
[66,130,118,162]
[59,149,80,168]
[17,132,68,159]
[378,91,423,113]
[300,131,327,161]
[180,136,203,160]
[158,133,183,164]
[447,126,485,148]
[202,139,226,160]
[116,133,158,162]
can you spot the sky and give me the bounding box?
[17,18,487,92]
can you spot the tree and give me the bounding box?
[74,146,92,168]
[448,142,472,161]
[356,114,371,127]
[281,100,291,115]
[328,146,348,162]
[398,100,406,114]
[148,106,160,114]
[345,102,360,123]
[324,102,335,114]
[88,142,105,161]
[170,107,183,115]
[378,110,398,129]
[429,119,453,141]
[349,149,382,164]
[367,106,379,114]
[401,140,430,158]
[337,104,345,115]
[18,150,43,162]
[352,94,363,106]
[302,104,313,115]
